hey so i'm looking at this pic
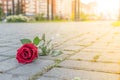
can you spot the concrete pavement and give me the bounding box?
[0,22,120,80]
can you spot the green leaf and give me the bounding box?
[42,33,45,41]
[47,40,52,45]
[51,50,63,57]
[20,39,32,44]
[39,46,48,56]
[33,36,41,46]
[72,77,81,80]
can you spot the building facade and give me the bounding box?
[0,0,13,15]
[0,0,97,20]
[24,0,38,15]
[0,0,56,16]
[0,0,38,15]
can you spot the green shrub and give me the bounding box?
[34,13,46,21]
[0,7,4,21]
[71,12,90,21]
[72,77,81,80]
[54,15,61,21]
[80,12,89,21]
[6,15,30,22]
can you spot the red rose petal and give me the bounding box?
[16,43,38,64]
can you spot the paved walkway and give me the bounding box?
[0,22,120,80]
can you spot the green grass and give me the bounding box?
[1,19,94,23]
[29,20,71,23]
[112,21,120,27]
[91,55,100,62]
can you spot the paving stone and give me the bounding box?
[0,58,21,72]
[0,47,14,53]
[53,33,84,46]
[54,34,87,48]
[39,54,69,61]
[63,46,84,52]
[0,50,16,56]
[82,46,106,52]
[80,38,96,44]
[69,52,101,61]
[0,43,19,48]
[109,43,120,48]
[37,77,61,80]
[62,38,86,46]
[81,48,114,53]
[59,60,120,73]
[62,51,74,55]
[0,74,28,80]
[7,59,55,77]
[1,22,120,80]
[83,48,120,53]
[87,41,110,46]
[84,47,108,52]
[0,56,9,61]
[43,68,120,80]
[80,49,101,53]
[98,53,120,63]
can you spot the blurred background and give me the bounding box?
[0,0,120,22]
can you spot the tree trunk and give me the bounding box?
[6,0,9,16]
[74,0,76,21]
[78,0,80,21]
[51,0,54,20]
[47,0,49,20]
[21,0,25,14]
[12,0,15,15]
[74,0,80,21]
[17,0,20,15]
[119,0,120,20]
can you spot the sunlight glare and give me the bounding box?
[81,0,119,19]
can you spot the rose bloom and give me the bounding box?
[16,43,38,64]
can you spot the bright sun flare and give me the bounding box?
[81,0,119,17]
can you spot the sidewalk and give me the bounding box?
[0,22,120,80]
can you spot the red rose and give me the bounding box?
[16,43,38,64]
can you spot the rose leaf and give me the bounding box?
[42,33,46,41]
[33,36,41,46]
[20,39,32,44]
[51,50,63,57]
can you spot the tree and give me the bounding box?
[6,0,9,16]
[17,0,20,14]
[47,0,50,20]
[119,0,120,20]
[16,0,25,15]
[78,0,80,20]
[74,0,76,21]
[0,7,4,20]
[12,0,15,15]
[21,0,25,14]
[51,0,54,20]
[8,9,12,15]
[74,0,80,21]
